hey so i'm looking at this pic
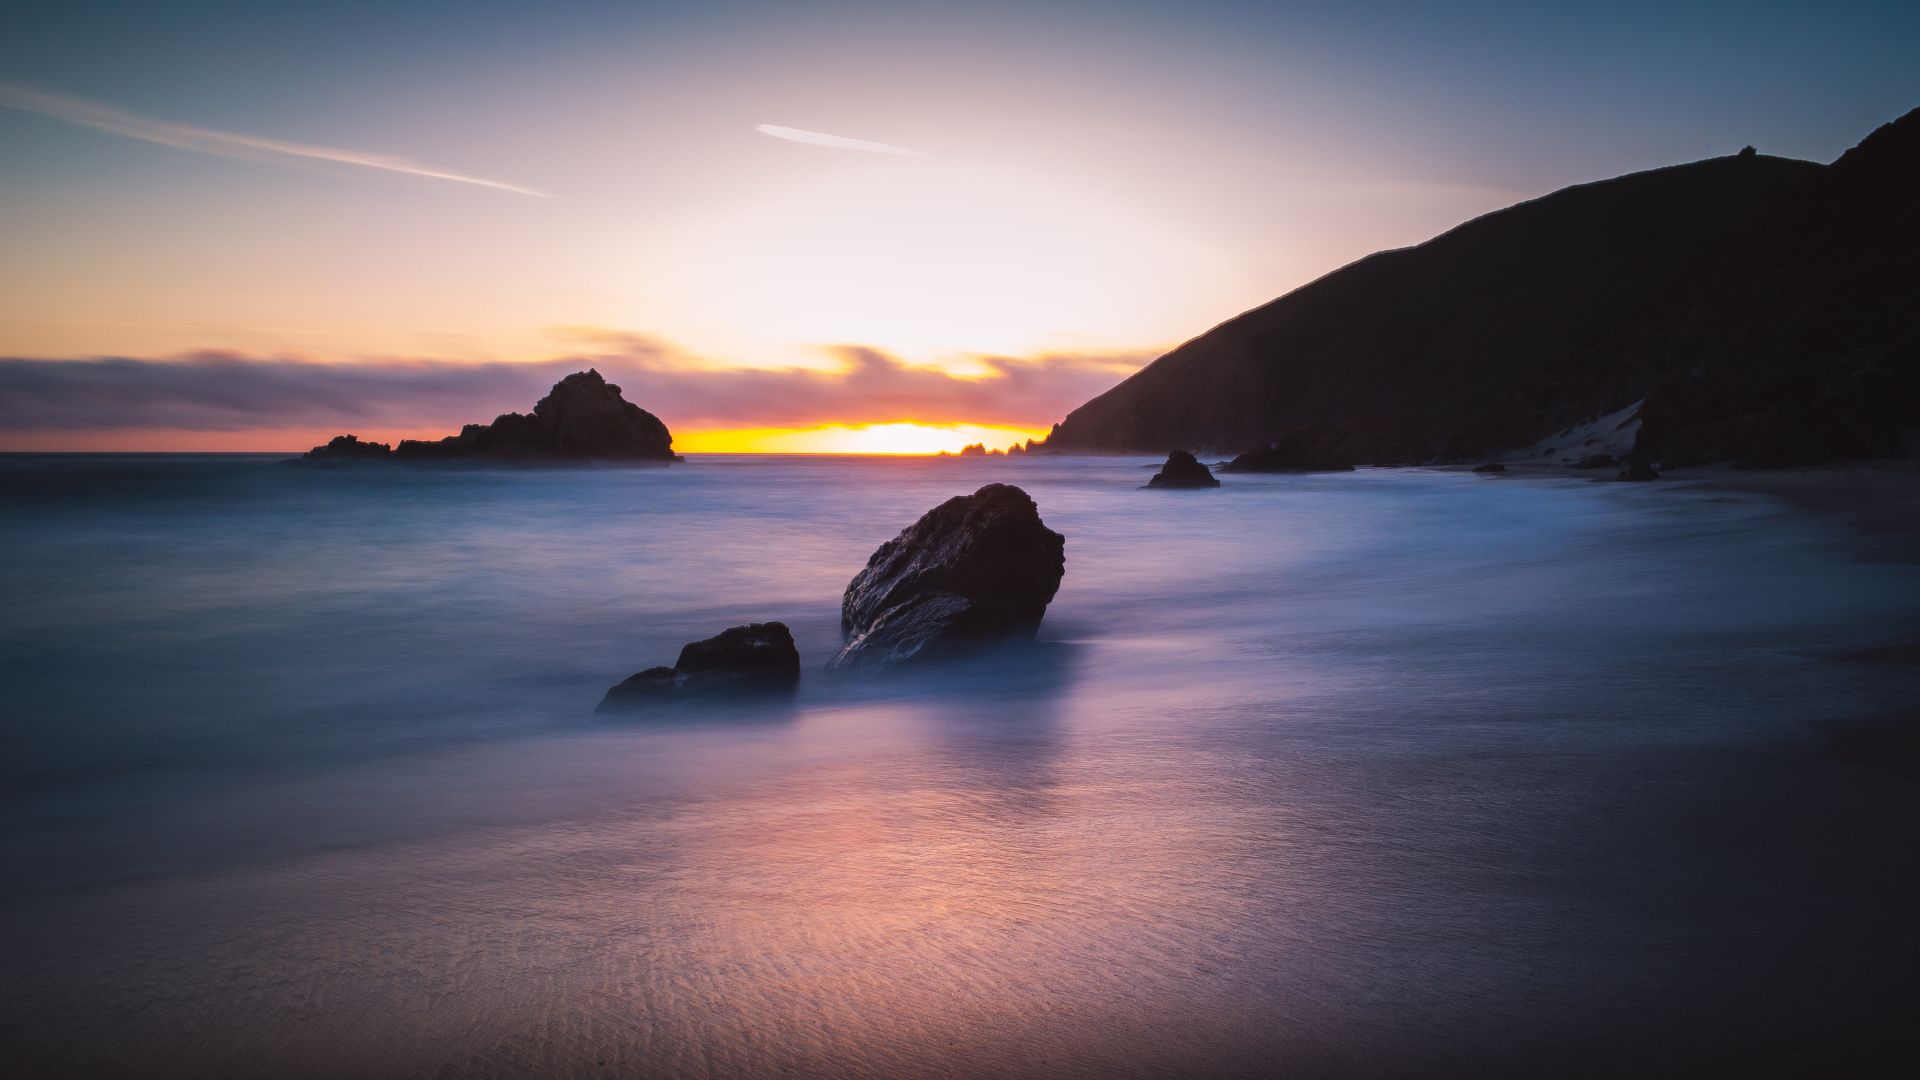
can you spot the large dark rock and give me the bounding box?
[537,370,677,458]
[298,370,679,465]
[597,622,799,712]
[1617,461,1660,481]
[827,484,1065,675]
[1219,433,1356,473]
[1572,452,1617,469]
[1146,450,1220,488]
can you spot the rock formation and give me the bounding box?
[295,370,679,465]
[826,484,1065,675]
[598,622,800,712]
[1146,450,1220,488]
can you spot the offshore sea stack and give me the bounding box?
[1146,450,1220,488]
[297,369,679,464]
[827,484,1066,676]
[598,622,801,712]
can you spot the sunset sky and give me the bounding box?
[3,1,1915,452]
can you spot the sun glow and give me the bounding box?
[677,422,1047,455]
[635,167,1222,366]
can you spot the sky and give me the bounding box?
[1,1,1915,452]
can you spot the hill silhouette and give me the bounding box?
[1046,107,1919,466]
[1623,108,1920,466]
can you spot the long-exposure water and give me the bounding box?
[2,454,1916,1077]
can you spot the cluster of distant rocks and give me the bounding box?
[941,439,1041,458]
[598,482,1066,711]
[1140,445,1659,489]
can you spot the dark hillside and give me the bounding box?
[1047,154,1820,457]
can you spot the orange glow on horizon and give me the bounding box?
[0,421,1052,455]
[677,422,1048,455]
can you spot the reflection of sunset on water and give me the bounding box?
[677,422,1048,455]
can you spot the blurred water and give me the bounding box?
[1,454,1916,1077]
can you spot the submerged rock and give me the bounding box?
[827,484,1065,675]
[1146,450,1220,488]
[1617,461,1661,481]
[1472,462,1508,473]
[597,622,800,712]
[298,370,679,465]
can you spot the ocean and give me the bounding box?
[2,453,1916,1077]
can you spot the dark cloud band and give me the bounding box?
[0,345,1146,434]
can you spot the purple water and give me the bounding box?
[2,454,1916,1077]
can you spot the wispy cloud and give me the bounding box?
[754,124,928,158]
[0,343,1146,436]
[0,85,551,197]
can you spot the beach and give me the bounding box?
[2,453,1917,1077]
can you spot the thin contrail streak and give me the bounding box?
[755,123,928,157]
[0,85,552,197]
